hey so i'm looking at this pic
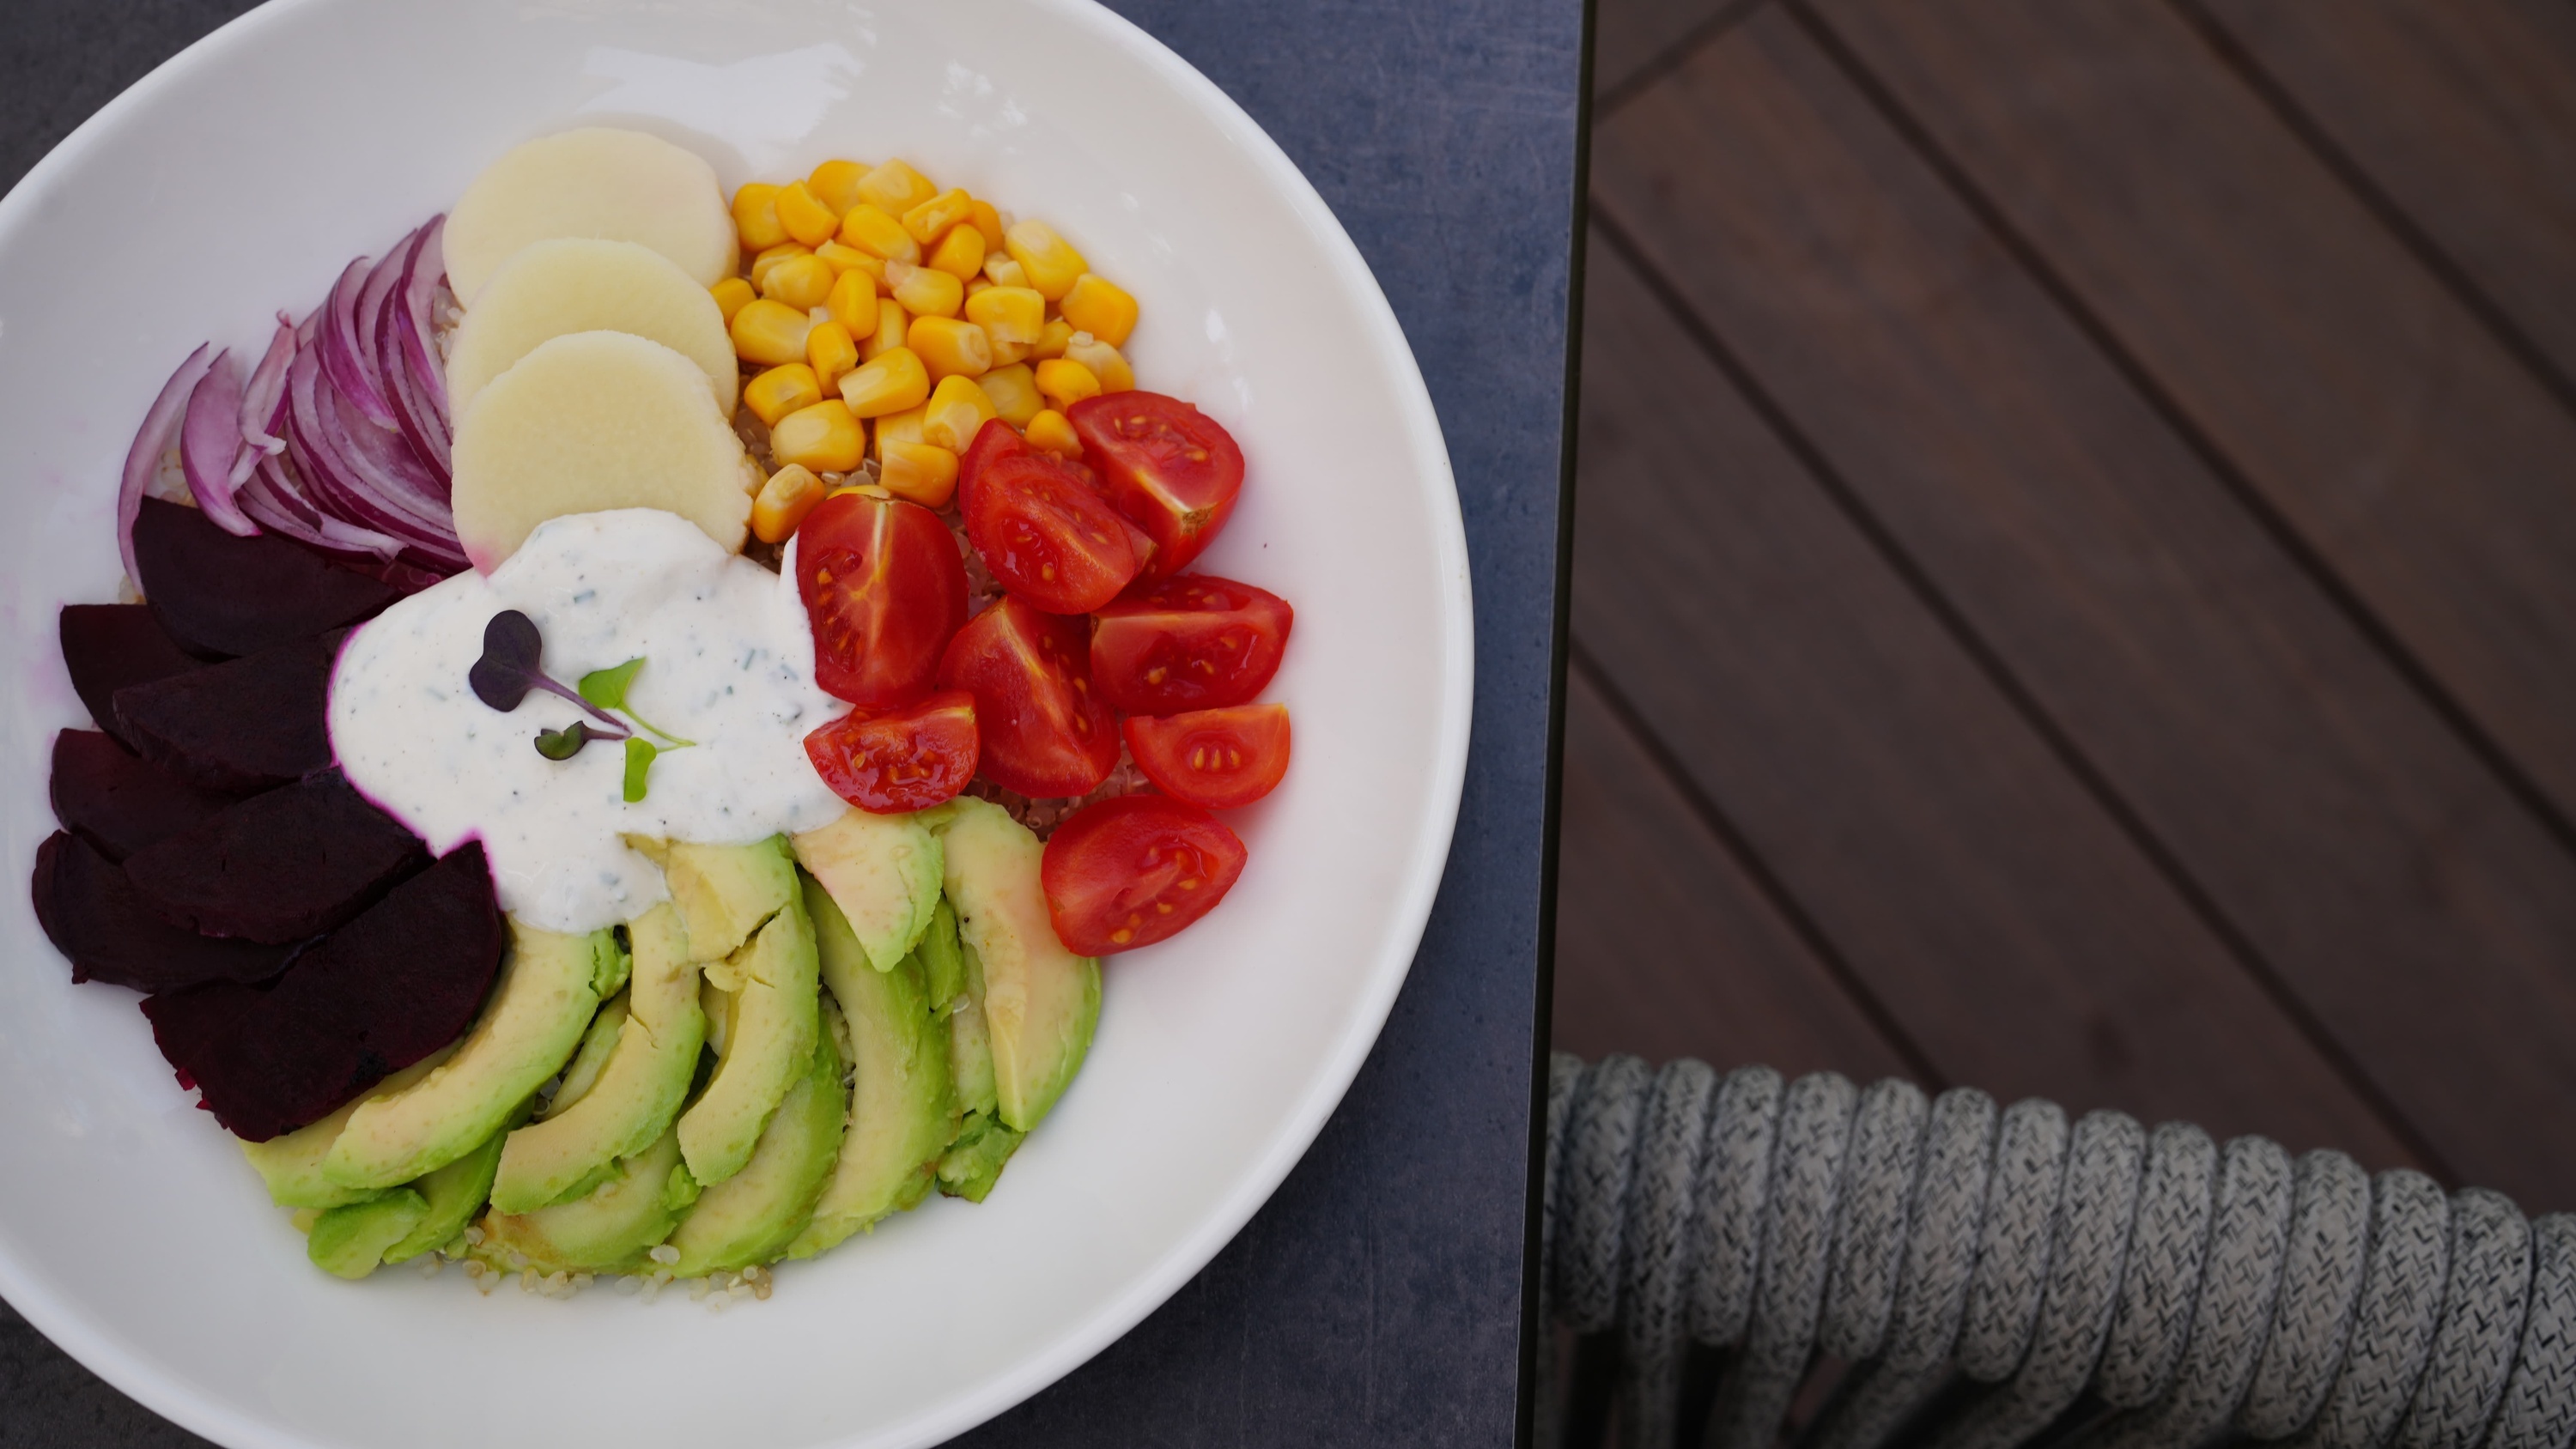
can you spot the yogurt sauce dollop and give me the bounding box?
[329,508,850,933]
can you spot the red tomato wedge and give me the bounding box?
[795,492,968,708]
[1042,794,1248,955]
[963,421,1148,615]
[936,594,1119,797]
[805,691,978,814]
[1067,391,1244,583]
[1123,705,1291,810]
[1091,573,1293,715]
[956,415,1025,514]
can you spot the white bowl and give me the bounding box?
[0,3,1472,1446]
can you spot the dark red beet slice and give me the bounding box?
[131,496,401,658]
[122,768,423,943]
[112,630,340,792]
[30,831,292,991]
[59,604,203,750]
[140,845,502,1141]
[49,729,248,862]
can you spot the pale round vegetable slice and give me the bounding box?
[442,128,736,304]
[450,330,752,570]
[447,238,740,419]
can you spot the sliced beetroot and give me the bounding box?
[112,630,340,791]
[30,831,292,992]
[131,496,400,658]
[140,845,502,1141]
[59,604,203,750]
[49,729,247,862]
[122,768,423,943]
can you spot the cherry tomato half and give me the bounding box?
[956,415,1025,515]
[805,690,979,814]
[1067,391,1244,583]
[795,491,968,708]
[936,594,1119,797]
[1123,705,1291,810]
[1042,793,1248,955]
[962,421,1148,615]
[1090,573,1293,715]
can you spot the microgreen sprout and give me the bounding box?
[579,658,696,748]
[622,738,659,804]
[470,610,631,757]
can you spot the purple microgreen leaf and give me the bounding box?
[470,609,632,737]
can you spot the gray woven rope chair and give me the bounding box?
[1538,1054,2576,1449]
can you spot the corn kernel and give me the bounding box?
[825,269,879,337]
[886,260,964,320]
[837,204,920,264]
[744,363,823,427]
[1033,318,1076,361]
[978,363,1042,427]
[775,181,841,248]
[854,160,938,215]
[965,277,994,298]
[861,299,909,361]
[1026,408,1083,458]
[1004,220,1087,300]
[770,399,866,474]
[969,199,1005,252]
[814,240,886,286]
[987,336,1033,367]
[1064,331,1134,392]
[731,298,815,367]
[711,276,756,325]
[733,183,787,252]
[908,315,993,381]
[837,346,931,417]
[750,243,811,291]
[902,189,975,247]
[927,223,986,281]
[963,285,1044,348]
[751,464,826,544]
[921,373,1000,452]
[1059,274,1139,348]
[873,402,926,462]
[1035,357,1102,411]
[807,320,860,389]
[762,253,835,311]
[808,160,871,215]
[878,440,959,509]
[983,254,1030,288]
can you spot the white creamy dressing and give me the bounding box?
[328,509,849,932]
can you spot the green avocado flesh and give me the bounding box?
[918,897,967,1015]
[792,809,943,973]
[240,1048,453,1210]
[786,876,958,1258]
[490,902,706,1214]
[939,797,1100,1133]
[665,1009,846,1276]
[948,939,999,1119]
[385,1119,515,1265]
[307,1189,428,1280]
[640,834,798,963]
[543,992,629,1120]
[676,876,819,1188]
[323,920,612,1191]
[936,1112,1023,1203]
[477,1127,697,1275]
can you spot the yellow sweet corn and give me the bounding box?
[837,346,931,417]
[854,160,937,216]
[965,277,994,299]
[964,285,1044,347]
[987,336,1033,368]
[907,315,993,381]
[711,276,756,325]
[921,373,999,452]
[807,320,860,389]
[751,464,826,544]
[808,160,871,215]
[1035,357,1102,412]
[878,440,959,509]
[1059,274,1138,347]
[1026,408,1082,458]
[837,204,920,264]
[927,224,986,281]
[1004,220,1087,300]
[775,181,841,249]
[762,253,835,312]
[872,401,926,462]
[1033,318,1076,361]
[750,242,811,291]
[978,363,1042,427]
[826,269,879,337]
[969,198,1005,252]
[744,363,823,427]
[771,399,866,474]
[982,253,1030,289]
[860,299,909,361]
[814,240,885,287]
[886,260,964,320]
[733,183,787,252]
[1064,331,1134,392]
[902,189,975,247]
[731,299,815,367]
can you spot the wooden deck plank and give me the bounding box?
[1563,237,2416,1164]
[1595,4,2576,1205]
[1593,0,1747,103]
[2198,0,2576,393]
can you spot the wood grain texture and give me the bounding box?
[1595,4,2576,1204]
[1564,236,2414,1165]
[1594,0,1750,103]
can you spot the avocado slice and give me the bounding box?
[634,835,799,963]
[476,1127,697,1275]
[935,1113,1023,1203]
[947,937,998,1118]
[383,1113,519,1264]
[675,888,819,1187]
[785,876,958,1258]
[239,1046,453,1209]
[792,809,943,972]
[939,797,1101,1132]
[544,992,629,1119]
[918,897,967,1012]
[307,1189,429,1279]
[665,1009,847,1276]
[490,901,707,1214]
[323,919,615,1190]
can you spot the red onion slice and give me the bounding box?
[119,344,214,585]
[398,216,451,431]
[179,349,260,537]
[238,313,295,462]
[316,256,398,433]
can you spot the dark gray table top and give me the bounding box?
[0,2,1583,1443]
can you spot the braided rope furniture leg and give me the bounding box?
[1709,1072,1862,1449]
